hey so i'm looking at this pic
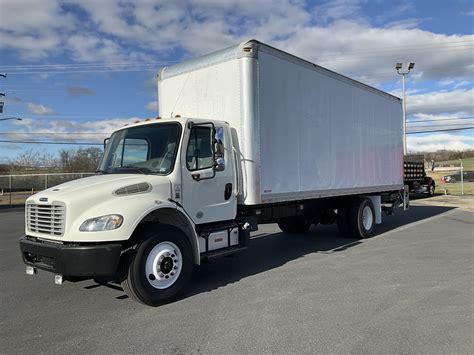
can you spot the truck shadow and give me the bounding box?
[84,204,454,301]
[183,204,455,301]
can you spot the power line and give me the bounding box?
[0,132,111,135]
[2,41,472,75]
[6,68,158,75]
[0,140,102,145]
[407,127,474,134]
[407,116,474,123]
[406,123,474,129]
[2,39,472,71]
[0,61,178,70]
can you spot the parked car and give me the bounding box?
[443,171,474,183]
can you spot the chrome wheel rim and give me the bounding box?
[362,205,373,231]
[145,241,182,289]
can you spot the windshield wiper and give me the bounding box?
[114,166,152,175]
[95,169,108,174]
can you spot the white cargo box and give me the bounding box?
[159,40,404,205]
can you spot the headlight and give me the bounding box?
[79,214,123,232]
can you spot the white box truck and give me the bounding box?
[20,40,407,306]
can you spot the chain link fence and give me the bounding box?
[0,173,95,206]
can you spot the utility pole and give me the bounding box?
[0,73,6,114]
[459,159,464,195]
[395,63,415,155]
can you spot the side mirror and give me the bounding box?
[213,127,225,172]
[214,157,225,171]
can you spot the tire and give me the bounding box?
[119,225,194,306]
[345,198,376,239]
[426,183,435,197]
[277,216,311,233]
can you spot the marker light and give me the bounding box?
[79,214,123,232]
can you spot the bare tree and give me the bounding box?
[59,147,103,173]
[9,149,59,173]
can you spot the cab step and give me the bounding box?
[200,246,248,261]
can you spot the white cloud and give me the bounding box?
[1,0,472,85]
[406,89,474,115]
[313,0,365,24]
[408,133,474,152]
[0,0,74,33]
[146,101,159,111]
[0,0,75,59]
[8,116,140,143]
[26,103,55,115]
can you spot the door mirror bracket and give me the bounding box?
[214,157,225,171]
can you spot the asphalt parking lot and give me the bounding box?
[1,198,473,354]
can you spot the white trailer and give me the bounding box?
[20,40,407,306]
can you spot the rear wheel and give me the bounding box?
[277,216,311,233]
[119,225,194,306]
[426,183,435,197]
[348,198,375,239]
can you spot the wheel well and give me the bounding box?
[131,208,200,265]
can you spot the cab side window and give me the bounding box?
[186,126,213,171]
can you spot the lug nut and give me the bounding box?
[173,266,178,270]
[165,275,169,279]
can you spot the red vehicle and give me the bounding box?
[404,155,435,197]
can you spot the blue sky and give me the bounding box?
[0,0,473,163]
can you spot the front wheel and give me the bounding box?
[119,225,194,306]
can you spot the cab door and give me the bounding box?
[180,122,236,224]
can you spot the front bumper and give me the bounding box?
[19,236,122,276]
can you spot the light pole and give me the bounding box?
[395,62,415,155]
[459,159,464,195]
[0,117,22,122]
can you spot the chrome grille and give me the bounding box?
[27,203,65,236]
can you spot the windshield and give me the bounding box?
[98,122,181,175]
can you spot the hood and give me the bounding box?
[25,173,176,242]
[27,173,171,208]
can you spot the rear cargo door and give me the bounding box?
[181,123,236,224]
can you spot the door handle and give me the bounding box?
[225,183,232,200]
[192,173,201,181]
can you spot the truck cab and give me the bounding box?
[20,117,246,306]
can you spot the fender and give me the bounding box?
[132,203,201,265]
[423,176,435,186]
